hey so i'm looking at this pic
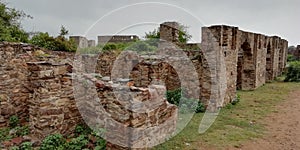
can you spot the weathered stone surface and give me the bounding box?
[201,25,288,107]
[0,22,288,149]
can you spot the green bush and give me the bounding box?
[102,43,117,51]
[20,142,33,150]
[64,135,88,150]
[40,134,66,150]
[287,54,297,62]
[0,127,12,142]
[194,101,206,113]
[15,125,29,136]
[285,61,300,82]
[166,88,182,106]
[94,138,106,150]
[166,89,206,113]
[74,124,92,136]
[0,2,30,43]
[231,94,241,105]
[30,32,77,52]
[9,115,19,128]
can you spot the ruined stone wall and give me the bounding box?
[278,39,288,74]
[265,36,288,81]
[95,50,208,105]
[0,21,289,147]
[0,42,78,127]
[69,36,89,49]
[0,42,178,148]
[254,34,267,88]
[296,46,300,60]
[201,26,238,107]
[160,22,180,44]
[95,51,118,77]
[272,36,280,78]
[201,25,288,105]
[26,62,82,139]
[88,40,96,47]
[0,43,44,127]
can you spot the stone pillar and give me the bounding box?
[27,61,81,139]
[160,22,180,44]
[201,25,238,108]
[0,43,38,127]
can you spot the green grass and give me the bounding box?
[154,81,300,150]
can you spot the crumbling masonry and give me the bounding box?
[0,22,288,149]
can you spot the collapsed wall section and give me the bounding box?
[96,50,209,106]
[23,55,178,147]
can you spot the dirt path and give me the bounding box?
[230,89,300,150]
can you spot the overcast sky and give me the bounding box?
[5,0,300,45]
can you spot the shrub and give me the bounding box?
[64,135,88,150]
[95,138,106,150]
[231,94,241,105]
[287,54,297,62]
[166,89,206,113]
[0,2,30,43]
[9,115,19,128]
[194,101,206,113]
[40,134,66,150]
[0,127,12,142]
[30,32,77,52]
[285,61,300,82]
[74,124,92,136]
[102,43,117,51]
[20,142,33,150]
[166,88,182,106]
[15,125,29,136]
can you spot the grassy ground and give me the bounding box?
[154,81,300,150]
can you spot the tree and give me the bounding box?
[30,30,77,52]
[145,28,160,39]
[0,1,31,42]
[59,25,69,37]
[285,61,300,82]
[178,25,192,43]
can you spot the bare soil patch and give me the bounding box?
[230,89,300,150]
